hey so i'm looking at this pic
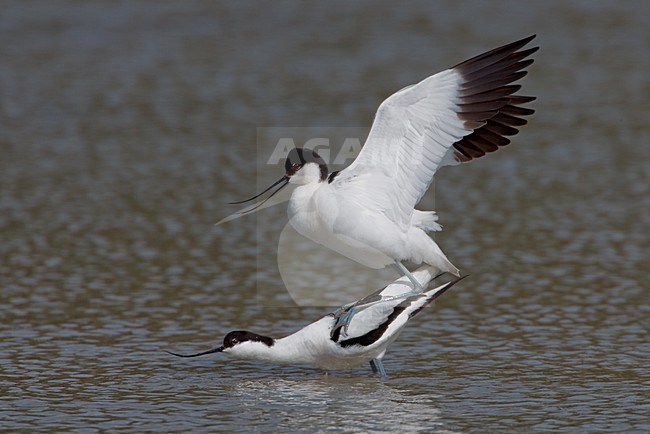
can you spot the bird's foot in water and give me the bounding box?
[369,358,387,378]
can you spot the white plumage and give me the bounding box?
[282,67,471,274]
[186,36,539,377]
[231,36,538,283]
[167,266,463,376]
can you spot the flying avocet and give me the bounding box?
[232,35,537,296]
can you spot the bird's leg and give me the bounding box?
[369,359,387,378]
[331,263,429,339]
[331,305,358,339]
[393,260,426,293]
[332,301,353,316]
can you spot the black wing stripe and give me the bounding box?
[451,35,537,163]
[338,303,411,348]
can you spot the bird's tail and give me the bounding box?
[421,238,460,277]
[406,218,460,276]
[438,255,460,277]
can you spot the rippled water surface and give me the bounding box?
[1,1,648,432]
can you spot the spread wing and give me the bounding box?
[332,35,538,231]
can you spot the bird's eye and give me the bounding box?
[292,163,300,171]
[231,338,238,344]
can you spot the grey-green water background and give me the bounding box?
[1,1,648,432]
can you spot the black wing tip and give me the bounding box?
[521,34,537,43]
[526,45,540,55]
[453,36,538,163]
[509,34,537,48]
[431,274,468,298]
[407,275,468,319]
[517,95,537,103]
[432,274,469,301]
[503,34,537,52]
[453,34,539,73]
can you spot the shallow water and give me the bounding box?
[1,1,648,432]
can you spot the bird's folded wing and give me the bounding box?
[338,266,445,342]
[334,35,538,232]
[337,277,464,347]
[344,301,400,340]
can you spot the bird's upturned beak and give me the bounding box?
[228,175,290,212]
[165,346,225,358]
[215,175,292,226]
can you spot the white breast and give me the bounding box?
[287,182,396,269]
[270,317,387,370]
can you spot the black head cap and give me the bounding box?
[223,330,275,349]
[285,148,328,181]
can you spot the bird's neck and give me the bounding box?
[232,320,329,366]
[288,180,323,215]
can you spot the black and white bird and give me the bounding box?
[231,35,537,293]
[167,267,464,377]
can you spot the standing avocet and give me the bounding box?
[167,266,464,377]
[232,35,537,292]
